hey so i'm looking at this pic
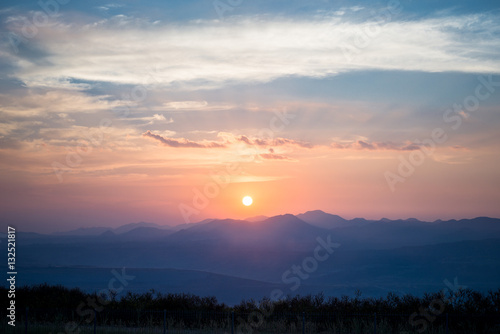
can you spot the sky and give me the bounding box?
[1,0,500,233]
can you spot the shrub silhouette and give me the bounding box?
[3,284,499,314]
[2,284,499,333]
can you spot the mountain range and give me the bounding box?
[2,210,500,305]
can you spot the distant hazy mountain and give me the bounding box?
[52,221,171,236]
[53,227,112,236]
[297,210,350,228]
[15,266,287,305]
[113,222,170,234]
[331,216,500,250]
[170,219,214,231]
[17,213,500,250]
[114,226,174,240]
[245,215,269,222]
[297,210,375,229]
[167,214,326,249]
[8,211,500,304]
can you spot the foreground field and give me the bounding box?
[1,285,499,333]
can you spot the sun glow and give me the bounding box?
[242,196,253,206]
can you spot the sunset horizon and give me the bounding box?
[1,0,500,332]
[11,208,500,234]
[1,1,500,234]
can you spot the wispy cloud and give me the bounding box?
[161,101,234,111]
[143,131,315,151]
[123,114,173,125]
[259,153,294,161]
[96,3,124,11]
[331,140,423,151]
[162,101,207,110]
[0,90,120,116]
[235,135,313,148]
[142,131,226,148]
[4,13,500,90]
[142,129,463,155]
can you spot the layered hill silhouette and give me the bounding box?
[3,211,500,304]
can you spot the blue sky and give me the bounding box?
[1,0,499,232]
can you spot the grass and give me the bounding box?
[2,313,497,333]
[1,320,493,334]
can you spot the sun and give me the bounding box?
[242,196,253,206]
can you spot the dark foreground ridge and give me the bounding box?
[1,284,499,333]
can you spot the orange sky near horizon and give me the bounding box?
[1,137,499,233]
[1,2,500,233]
